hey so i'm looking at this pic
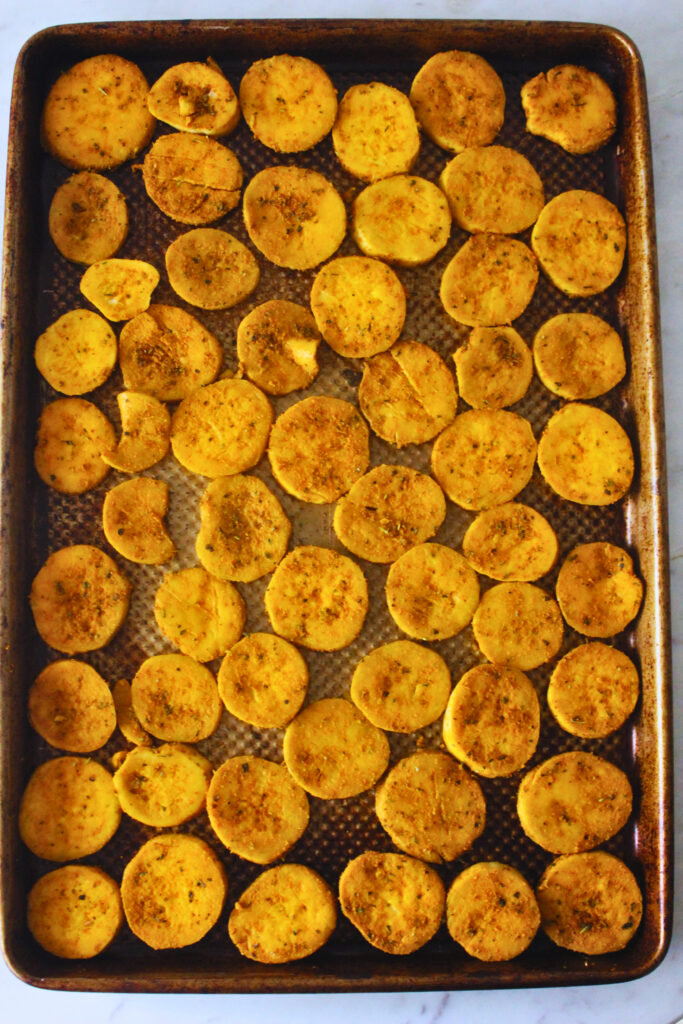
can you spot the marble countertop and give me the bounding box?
[0,1,680,1022]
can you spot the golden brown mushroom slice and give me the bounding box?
[243,165,346,270]
[537,852,642,954]
[283,697,389,799]
[30,544,131,654]
[80,258,159,321]
[207,755,309,863]
[102,476,175,565]
[265,545,368,652]
[440,234,538,327]
[42,54,155,170]
[28,659,116,753]
[332,81,420,182]
[49,172,128,264]
[34,397,115,494]
[121,834,227,950]
[34,310,117,396]
[28,865,123,959]
[517,751,633,854]
[229,864,337,963]
[521,64,617,154]
[409,49,505,153]
[531,190,626,296]
[146,60,240,136]
[240,54,337,153]
[447,862,540,961]
[142,132,243,225]
[439,145,544,234]
[165,228,259,310]
[118,303,222,401]
[19,755,121,861]
[103,391,171,473]
[339,851,445,954]
[352,174,451,266]
[375,750,485,862]
[555,541,643,638]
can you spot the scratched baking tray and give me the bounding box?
[0,19,672,992]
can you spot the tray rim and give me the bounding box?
[0,16,673,994]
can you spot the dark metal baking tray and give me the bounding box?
[0,18,672,992]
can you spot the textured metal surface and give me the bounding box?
[0,19,672,992]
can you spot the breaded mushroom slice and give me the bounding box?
[521,64,617,154]
[339,851,445,954]
[42,54,155,170]
[555,541,643,638]
[310,255,406,359]
[121,834,227,949]
[30,544,131,654]
[268,395,369,504]
[154,566,246,662]
[537,403,634,505]
[102,391,171,473]
[27,865,123,959]
[442,663,540,777]
[352,174,451,266]
[531,190,626,296]
[34,309,117,396]
[34,397,115,494]
[118,303,222,401]
[431,409,537,511]
[517,751,633,854]
[533,312,626,400]
[49,172,128,264]
[332,82,420,182]
[196,473,291,582]
[113,743,212,827]
[171,377,273,478]
[547,642,640,738]
[28,659,116,753]
[283,697,389,799]
[453,326,533,410]
[131,653,222,742]
[102,476,175,565]
[207,755,309,863]
[410,49,505,153]
[375,750,485,862]
[350,640,451,733]
[439,145,544,234]
[142,132,243,225]
[146,59,240,136]
[358,340,458,447]
[243,165,346,270]
[462,501,558,582]
[333,464,446,564]
[80,258,159,322]
[472,582,563,671]
[218,632,308,729]
[440,234,538,327]
[165,227,259,309]
[447,862,540,961]
[19,755,121,861]
[537,852,642,954]
[229,864,336,963]
[237,299,320,395]
[385,542,480,642]
[240,54,337,152]
[265,545,368,651]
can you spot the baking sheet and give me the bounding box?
[0,19,672,992]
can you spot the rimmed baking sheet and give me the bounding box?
[0,18,672,992]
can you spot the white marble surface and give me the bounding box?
[0,0,680,1021]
